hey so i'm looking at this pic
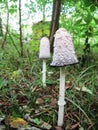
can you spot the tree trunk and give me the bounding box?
[0,13,3,37]
[42,3,46,21]
[49,0,62,53]
[19,0,23,56]
[1,1,9,48]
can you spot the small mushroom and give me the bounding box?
[50,28,78,126]
[39,37,50,87]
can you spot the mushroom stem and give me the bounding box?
[42,59,46,87]
[58,67,66,126]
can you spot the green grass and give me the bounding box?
[0,43,98,130]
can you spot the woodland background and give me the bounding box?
[0,0,98,130]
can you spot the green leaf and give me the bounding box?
[90,4,96,12]
[92,43,98,48]
[33,118,41,125]
[9,8,17,14]
[75,18,82,25]
[75,85,93,95]
[84,0,93,7]
[84,14,92,24]
[94,18,98,24]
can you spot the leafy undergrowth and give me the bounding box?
[0,44,98,130]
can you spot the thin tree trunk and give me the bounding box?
[42,1,47,21]
[49,0,62,53]
[19,0,23,56]
[0,13,3,37]
[1,1,9,48]
[43,7,45,21]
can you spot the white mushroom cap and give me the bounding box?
[39,37,50,59]
[51,28,78,66]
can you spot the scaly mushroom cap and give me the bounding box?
[39,37,50,59]
[51,28,78,66]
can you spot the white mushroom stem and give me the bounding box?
[58,67,66,126]
[42,59,46,87]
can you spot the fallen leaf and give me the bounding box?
[4,115,13,125]
[65,81,72,89]
[51,98,57,107]
[10,118,28,128]
[64,113,70,120]
[70,122,80,130]
[41,122,52,130]
[36,98,44,104]
[55,126,63,130]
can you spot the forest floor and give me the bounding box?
[0,44,98,130]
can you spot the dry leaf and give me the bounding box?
[51,98,57,107]
[36,98,44,104]
[55,126,63,130]
[70,122,80,130]
[65,81,72,89]
[10,118,28,128]
[41,122,52,130]
[64,113,70,120]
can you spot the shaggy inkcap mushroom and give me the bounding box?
[39,37,50,87]
[39,37,50,59]
[51,28,78,66]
